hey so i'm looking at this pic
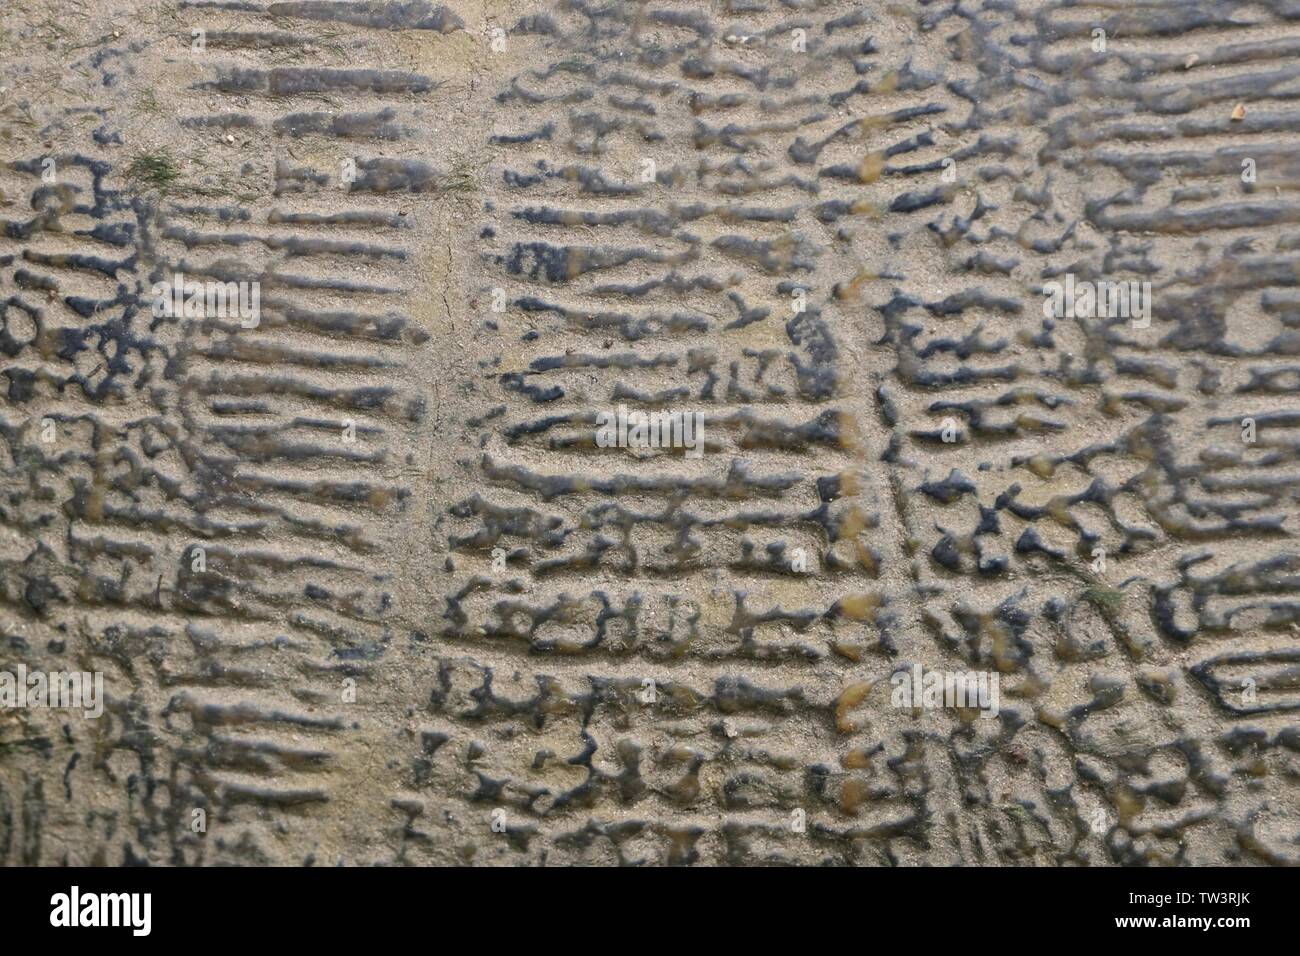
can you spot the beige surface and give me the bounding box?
[1,0,1298,865]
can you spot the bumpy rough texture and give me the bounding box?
[2,0,1299,866]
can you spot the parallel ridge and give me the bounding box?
[2,0,1299,867]
[421,0,1300,866]
[0,1,455,864]
[430,1,909,867]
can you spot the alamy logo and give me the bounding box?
[890,664,999,718]
[151,271,260,328]
[595,404,706,459]
[50,886,151,936]
[0,664,103,718]
[1042,273,1151,328]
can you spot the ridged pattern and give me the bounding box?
[2,0,1299,866]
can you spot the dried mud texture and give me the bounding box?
[2,0,1299,866]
